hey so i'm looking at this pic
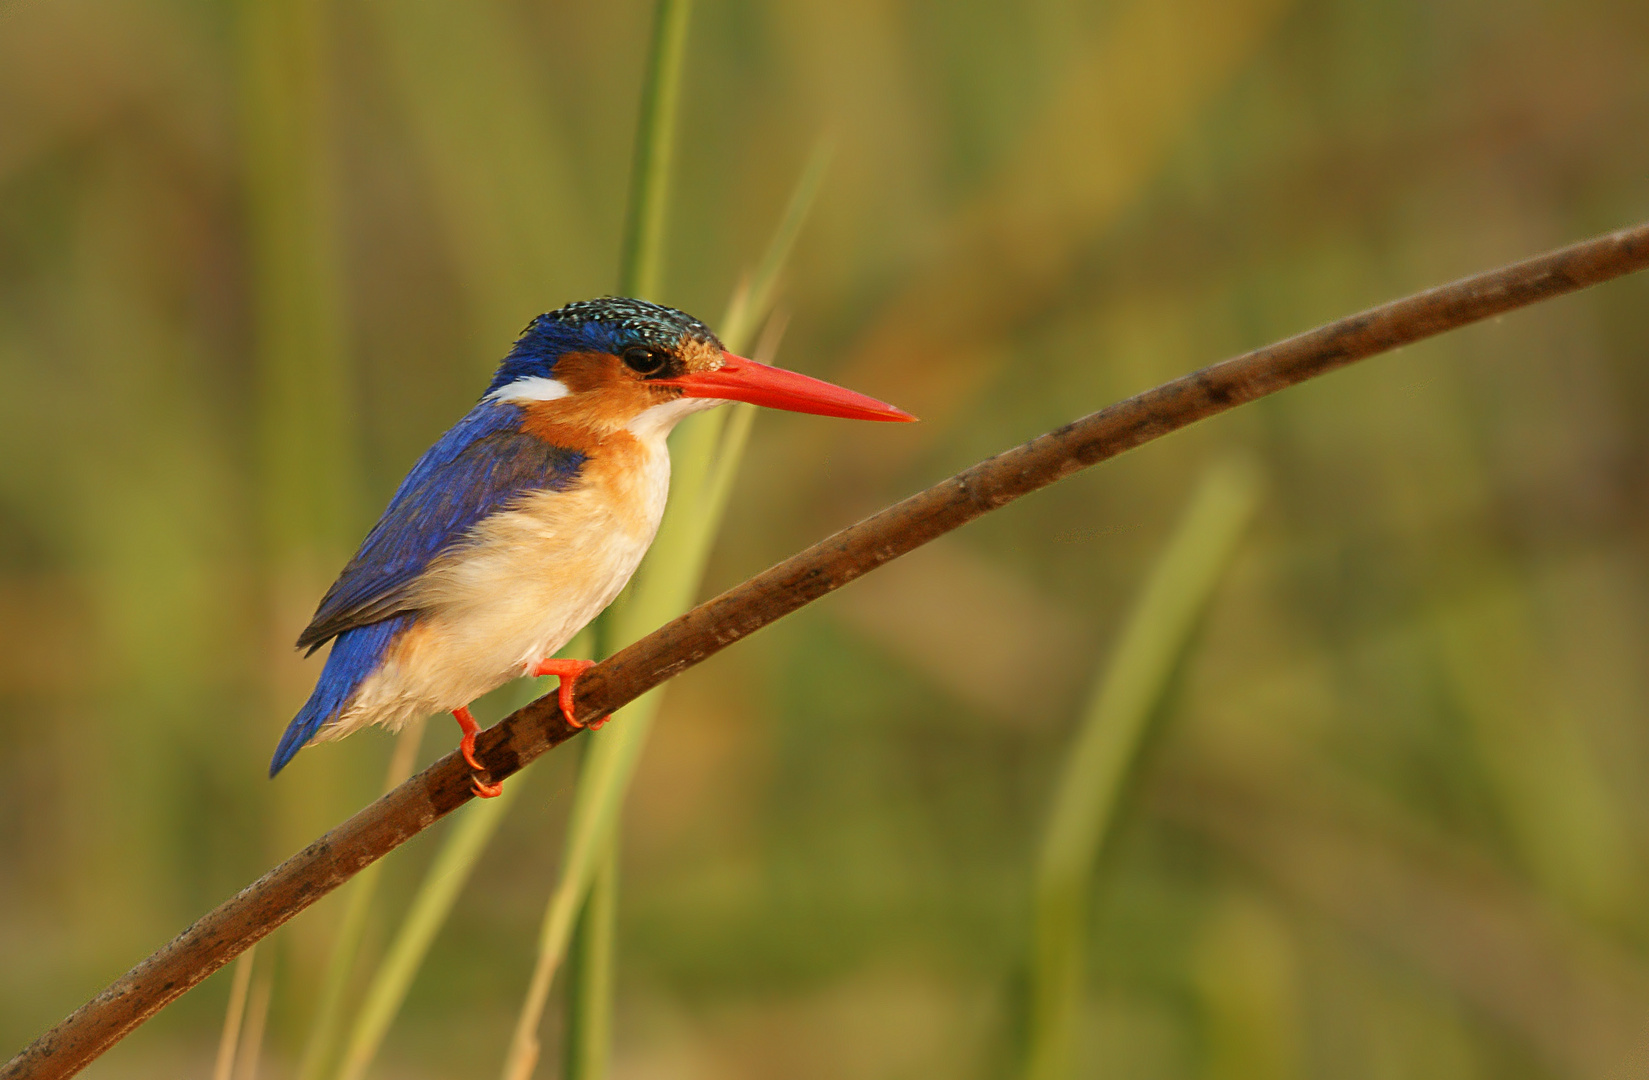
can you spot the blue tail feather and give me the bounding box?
[270,615,414,777]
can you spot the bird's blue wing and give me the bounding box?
[273,614,416,775]
[296,402,586,652]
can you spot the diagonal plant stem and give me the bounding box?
[1023,459,1261,1080]
[7,220,1647,1080]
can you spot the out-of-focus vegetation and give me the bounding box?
[3,0,1648,1078]
[1026,459,1260,1080]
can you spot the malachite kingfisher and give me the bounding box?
[272,297,914,796]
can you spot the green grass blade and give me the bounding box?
[212,946,256,1080]
[322,633,584,1080]
[562,848,618,1080]
[616,0,694,301]
[233,963,275,1080]
[718,140,832,351]
[294,721,426,1080]
[1023,458,1262,1080]
[504,141,829,1080]
[237,0,356,565]
[501,710,650,1080]
[558,2,696,1075]
[332,781,524,1080]
[295,863,379,1080]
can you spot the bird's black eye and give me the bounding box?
[621,346,668,375]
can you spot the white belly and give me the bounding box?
[321,438,672,738]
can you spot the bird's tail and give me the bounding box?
[270,615,412,777]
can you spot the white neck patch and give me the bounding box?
[488,376,570,403]
[627,395,726,444]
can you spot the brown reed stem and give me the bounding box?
[6,221,1648,1080]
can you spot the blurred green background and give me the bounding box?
[3,0,1649,1077]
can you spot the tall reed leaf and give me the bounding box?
[617,0,694,302]
[321,648,580,1080]
[294,721,425,1080]
[212,946,256,1080]
[559,1,694,1074]
[332,751,529,1080]
[234,0,360,1062]
[1023,458,1261,1080]
[561,848,618,1080]
[503,144,832,1080]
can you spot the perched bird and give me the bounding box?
[272,297,913,795]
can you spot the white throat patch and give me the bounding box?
[488,376,570,403]
[626,395,726,444]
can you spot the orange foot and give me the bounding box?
[529,658,599,729]
[452,705,502,798]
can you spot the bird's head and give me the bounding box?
[486,297,914,440]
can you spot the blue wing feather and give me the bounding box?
[271,401,585,776]
[271,615,414,776]
[295,401,586,652]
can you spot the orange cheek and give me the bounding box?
[518,408,603,452]
[550,351,618,393]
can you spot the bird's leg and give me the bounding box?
[451,706,502,798]
[529,658,600,729]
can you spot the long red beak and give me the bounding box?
[658,351,917,422]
